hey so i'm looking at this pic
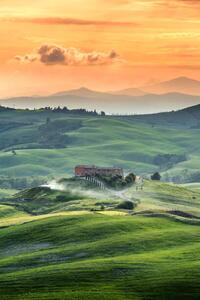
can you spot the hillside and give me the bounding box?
[0,105,199,187]
[0,181,200,299]
[121,103,200,128]
[3,178,125,215]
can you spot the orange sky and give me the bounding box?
[0,0,200,97]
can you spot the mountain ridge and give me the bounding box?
[142,76,200,95]
[0,91,199,114]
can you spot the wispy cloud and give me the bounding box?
[15,44,124,66]
[179,0,200,4]
[4,16,137,27]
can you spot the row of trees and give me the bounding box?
[34,106,106,116]
[95,173,136,189]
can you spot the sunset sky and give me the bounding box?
[0,0,200,97]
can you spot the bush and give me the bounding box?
[117,200,135,210]
[125,173,136,185]
[56,195,67,202]
[96,173,136,190]
[151,172,161,181]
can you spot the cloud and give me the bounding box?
[162,0,200,6]
[15,44,123,66]
[179,0,200,4]
[101,0,132,4]
[5,17,136,27]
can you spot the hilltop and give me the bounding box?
[142,76,200,95]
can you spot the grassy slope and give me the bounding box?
[0,181,200,299]
[5,183,122,215]
[0,189,18,198]
[180,183,200,190]
[0,213,200,299]
[0,110,199,179]
[126,180,200,217]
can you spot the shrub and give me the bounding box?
[125,173,136,185]
[56,195,67,202]
[96,173,136,190]
[117,200,135,210]
[151,172,161,181]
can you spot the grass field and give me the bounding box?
[179,183,200,190]
[0,109,199,184]
[0,180,200,299]
[0,189,18,198]
[0,106,200,298]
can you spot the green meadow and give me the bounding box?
[0,106,200,299]
[0,107,200,185]
[0,180,200,299]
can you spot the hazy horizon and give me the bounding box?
[0,0,200,102]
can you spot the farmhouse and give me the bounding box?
[75,165,124,178]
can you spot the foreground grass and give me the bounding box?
[0,211,200,299]
[0,181,200,299]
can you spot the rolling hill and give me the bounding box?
[0,102,200,299]
[0,104,199,187]
[0,180,200,299]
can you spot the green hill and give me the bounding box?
[0,180,200,299]
[0,105,200,186]
[2,177,132,215]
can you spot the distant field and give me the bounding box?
[0,109,199,184]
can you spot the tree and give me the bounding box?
[151,172,161,181]
[46,117,51,124]
[125,173,136,185]
[117,200,136,210]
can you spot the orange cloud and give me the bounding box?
[179,0,200,4]
[4,17,136,27]
[15,44,123,66]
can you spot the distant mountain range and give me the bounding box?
[111,87,146,97]
[113,76,200,96]
[141,76,200,96]
[0,77,200,114]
